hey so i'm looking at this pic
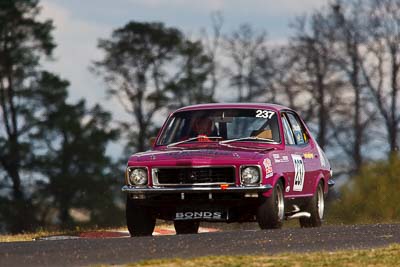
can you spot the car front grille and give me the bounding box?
[153,167,236,185]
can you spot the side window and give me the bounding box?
[281,115,295,145]
[286,113,308,145]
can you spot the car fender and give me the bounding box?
[262,173,286,198]
[313,172,327,195]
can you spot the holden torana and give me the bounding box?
[122,103,334,236]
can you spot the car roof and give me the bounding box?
[175,103,291,113]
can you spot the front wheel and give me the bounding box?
[299,182,325,228]
[257,180,285,229]
[174,220,200,234]
[126,196,156,236]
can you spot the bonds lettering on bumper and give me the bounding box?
[121,184,272,194]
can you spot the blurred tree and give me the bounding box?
[31,72,121,228]
[165,39,214,107]
[224,24,276,102]
[330,1,366,172]
[288,12,344,150]
[0,0,55,232]
[93,22,183,152]
[283,0,400,173]
[361,0,400,154]
[323,0,377,173]
[201,12,224,101]
[94,21,217,152]
[268,45,311,118]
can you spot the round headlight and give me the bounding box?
[241,166,260,185]
[128,168,148,185]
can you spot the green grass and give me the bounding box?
[126,244,400,267]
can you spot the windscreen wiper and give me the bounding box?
[167,136,223,147]
[219,136,276,144]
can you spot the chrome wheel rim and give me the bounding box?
[317,185,324,219]
[276,183,284,220]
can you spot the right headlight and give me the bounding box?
[241,166,261,185]
[127,168,148,186]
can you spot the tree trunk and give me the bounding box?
[59,202,73,228]
[316,71,326,149]
[352,52,362,172]
[389,47,399,153]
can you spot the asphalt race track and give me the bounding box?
[1,224,400,267]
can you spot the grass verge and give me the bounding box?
[0,226,128,242]
[0,230,76,242]
[127,244,400,267]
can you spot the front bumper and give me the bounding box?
[121,184,272,194]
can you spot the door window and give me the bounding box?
[286,113,308,145]
[281,115,295,145]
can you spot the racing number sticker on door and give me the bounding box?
[291,154,305,191]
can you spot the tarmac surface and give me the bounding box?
[1,224,400,267]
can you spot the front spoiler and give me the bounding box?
[122,184,272,194]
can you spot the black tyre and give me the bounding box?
[126,196,156,236]
[299,182,324,228]
[257,180,285,229]
[174,220,200,234]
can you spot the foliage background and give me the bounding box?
[1,0,400,233]
[328,155,400,224]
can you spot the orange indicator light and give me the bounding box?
[220,184,229,190]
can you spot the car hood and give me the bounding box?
[128,145,275,165]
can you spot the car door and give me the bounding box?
[282,112,317,197]
[279,113,299,197]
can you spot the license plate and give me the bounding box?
[175,210,228,221]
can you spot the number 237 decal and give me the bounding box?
[255,110,275,119]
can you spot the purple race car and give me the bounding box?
[122,103,334,236]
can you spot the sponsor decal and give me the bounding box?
[175,211,222,220]
[263,158,273,178]
[295,132,303,142]
[272,154,289,163]
[292,125,301,131]
[303,152,314,159]
[292,154,305,191]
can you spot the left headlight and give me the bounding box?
[127,168,148,186]
[241,166,261,185]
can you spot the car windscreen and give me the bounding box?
[157,108,281,146]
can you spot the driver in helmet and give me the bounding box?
[192,116,213,141]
